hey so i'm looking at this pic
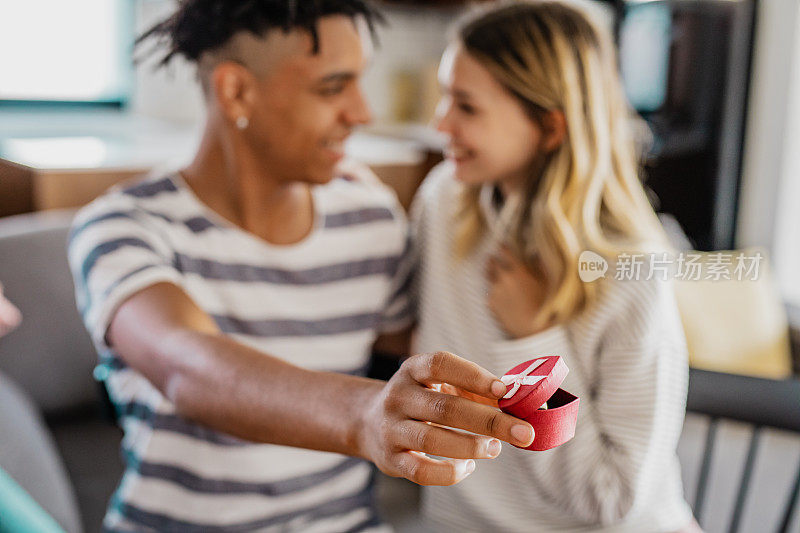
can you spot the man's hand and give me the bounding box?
[108,284,533,487]
[0,282,22,338]
[358,351,534,486]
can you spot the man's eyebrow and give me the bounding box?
[316,71,357,84]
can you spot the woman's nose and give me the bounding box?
[433,101,454,135]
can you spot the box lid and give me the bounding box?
[498,356,569,416]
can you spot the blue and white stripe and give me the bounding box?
[412,164,693,533]
[69,169,410,532]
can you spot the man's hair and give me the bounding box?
[137,0,383,68]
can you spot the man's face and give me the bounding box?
[246,16,373,185]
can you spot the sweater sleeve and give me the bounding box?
[489,277,689,526]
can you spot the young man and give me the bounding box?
[68,1,535,531]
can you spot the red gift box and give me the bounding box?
[498,356,580,451]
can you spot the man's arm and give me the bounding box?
[108,282,535,486]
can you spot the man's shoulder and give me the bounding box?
[70,172,184,241]
[79,171,178,209]
[114,173,181,200]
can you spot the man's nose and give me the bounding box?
[346,87,372,126]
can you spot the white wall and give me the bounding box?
[736,0,800,304]
[130,1,613,124]
[130,1,459,124]
[770,10,800,304]
[362,5,456,123]
[131,0,205,124]
[130,0,800,303]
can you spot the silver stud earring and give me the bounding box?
[236,116,249,130]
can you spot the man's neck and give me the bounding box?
[181,127,316,246]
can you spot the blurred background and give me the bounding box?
[1,0,798,297]
[0,1,798,532]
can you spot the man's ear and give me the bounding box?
[210,62,257,125]
[541,109,567,153]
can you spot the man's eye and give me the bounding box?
[318,85,345,96]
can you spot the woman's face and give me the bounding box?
[435,43,545,190]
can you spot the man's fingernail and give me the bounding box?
[491,380,507,397]
[455,459,476,481]
[511,424,534,445]
[465,459,476,474]
[486,439,502,457]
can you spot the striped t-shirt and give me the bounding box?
[68,167,414,532]
[412,163,694,532]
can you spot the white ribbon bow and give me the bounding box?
[500,359,547,399]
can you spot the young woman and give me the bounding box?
[413,2,698,531]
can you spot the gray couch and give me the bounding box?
[0,210,123,532]
[0,210,424,533]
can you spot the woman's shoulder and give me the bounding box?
[581,245,678,301]
[418,161,460,202]
[409,161,461,221]
[599,274,676,311]
[586,266,684,349]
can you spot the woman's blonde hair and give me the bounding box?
[453,0,670,329]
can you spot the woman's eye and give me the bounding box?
[458,102,476,115]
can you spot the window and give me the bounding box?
[737,0,800,307]
[0,0,133,105]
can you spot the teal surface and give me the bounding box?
[0,468,64,533]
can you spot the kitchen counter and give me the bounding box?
[0,109,442,215]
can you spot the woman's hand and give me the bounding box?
[358,351,534,486]
[0,282,22,338]
[487,246,552,339]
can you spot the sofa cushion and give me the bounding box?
[0,210,98,414]
[0,371,82,532]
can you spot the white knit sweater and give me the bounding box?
[412,163,693,532]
